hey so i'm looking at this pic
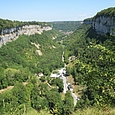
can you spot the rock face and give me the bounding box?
[0,25,52,47]
[84,16,115,35]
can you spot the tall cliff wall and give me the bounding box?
[0,25,52,47]
[84,16,115,35]
[84,7,115,35]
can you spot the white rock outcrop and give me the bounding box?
[0,25,52,47]
[84,16,115,35]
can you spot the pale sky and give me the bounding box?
[0,0,115,21]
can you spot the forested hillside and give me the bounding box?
[0,29,64,89]
[64,23,115,109]
[0,25,74,115]
[0,17,76,115]
[0,18,51,32]
[95,7,115,17]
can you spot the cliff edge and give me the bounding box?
[0,24,52,47]
[84,7,115,35]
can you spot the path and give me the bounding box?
[61,51,78,106]
[62,75,68,94]
[62,74,78,106]
[0,86,14,94]
[71,92,78,106]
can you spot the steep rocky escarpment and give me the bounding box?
[0,24,52,47]
[84,7,115,35]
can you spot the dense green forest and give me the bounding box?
[0,18,51,32]
[51,21,82,32]
[95,7,115,17]
[0,24,75,114]
[64,24,115,109]
[0,29,64,89]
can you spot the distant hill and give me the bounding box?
[0,18,51,31]
[51,21,82,32]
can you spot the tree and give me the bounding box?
[51,78,64,92]
[31,84,48,111]
[40,76,46,82]
[0,70,5,89]
[63,91,74,115]
[5,70,14,86]
[0,90,18,114]
[46,91,63,115]
[72,67,77,84]
[66,66,71,76]
[25,82,34,106]
[12,83,28,104]
[43,68,50,76]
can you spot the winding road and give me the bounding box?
[71,92,78,106]
[62,75,68,94]
[61,51,78,106]
[58,68,78,106]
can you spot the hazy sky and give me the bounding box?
[0,0,115,21]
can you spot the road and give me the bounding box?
[62,75,68,93]
[60,71,78,106]
[71,92,78,106]
[55,52,79,106]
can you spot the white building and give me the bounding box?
[50,73,59,78]
[38,72,44,77]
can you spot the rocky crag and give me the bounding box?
[84,7,115,35]
[0,25,52,47]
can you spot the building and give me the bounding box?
[38,72,44,77]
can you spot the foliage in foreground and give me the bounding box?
[24,106,115,115]
[64,24,115,108]
[0,78,74,115]
[74,107,115,115]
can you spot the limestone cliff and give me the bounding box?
[0,25,52,47]
[83,7,115,35]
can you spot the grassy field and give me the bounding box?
[24,107,115,115]
[73,107,115,115]
[23,108,52,115]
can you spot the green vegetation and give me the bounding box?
[51,21,82,32]
[73,107,115,115]
[0,29,64,89]
[64,23,115,109]
[51,78,64,92]
[23,108,51,115]
[63,91,74,115]
[0,18,51,31]
[94,7,115,17]
[0,77,74,115]
[23,106,115,115]
[0,7,115,114]
[0,20,74,114]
